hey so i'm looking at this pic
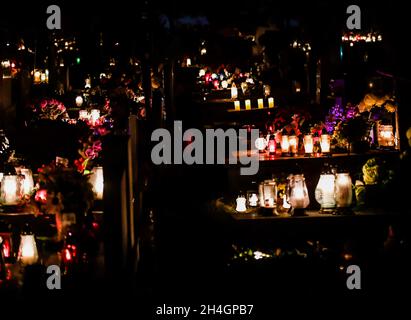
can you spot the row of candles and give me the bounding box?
[255,133,331,156]
[0,166,104,206]
[233,97,274,110]
[235,168,353,215]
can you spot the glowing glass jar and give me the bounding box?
[18,226,38,265]
[289,135,298,154]
[304,135,314,155]
[378,125,395,147]
[236,194,247,212]
[320,134,331,154]
[335,173,353,208]
[0,174,21,205]
[259,180,277,208]
[281,135,290,154]
[19,168,34,196]
[288,174,310,209]
[89,167,104,200]
[315,173,336,211]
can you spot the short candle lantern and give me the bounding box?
[78,110,89,120]
[335,173,353,213]
[221,80,228,89]
[186,58,191,67]
[75,96,84,107]
[18,225,38,265]
[231,85,238,99]
[1,174,21,205]
[245,99,251,110]
[320,134,331,154]
[259,180,277,209]
[19,168,34,196]
[90,109,100,125]
[258,98,264,109]
[248,193,259,207]
[236,194,247,212]
[255,135,268,152]
[287,174,310,215]
[234,100,240,111]
[304,135,314,155]
[0,221,12,260]
[268,97,274,108]
[378,125,395,147]
[289,135,298,155]
[267,135,276,155]
[90,166,104,200]
[281,135,290,154]
[315,170,336,212]
[264,85,271,97]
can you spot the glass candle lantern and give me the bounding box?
[255,136,268,152]
[89,167,104,200]
[267,136,276,155]
[304,135,314,155]
[264,84,271,97]
[281,135,290,154]
[19,168,34,196]
[245,99,251,110]
[259,180,277,208]
[289,135,298,154]
[18,227,38,265]
[221,80,228,89]
[90,109,100,125]
[231,85,238,99]
[268,97,274,108]
[287,174,310,212]
[0,222,12,260]
[248,192,259,207]
[1,174,21,205]
[78,110,89,120]
[320,134,331,153]
[258,98,264,109]
[241,82,248,95]
[236,195,247,212]
[335,173,353,208]
[234,100,240,111]
[75,96,84,107]
[378,125,395,147]
[315,173,336,211]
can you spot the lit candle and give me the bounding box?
[90,109,100,125]
[221,80,228,89]
[234,100,240,111]
[79,110,89,120]
[289,174,310,209]
[258,98,264,109]
[33,71,41,84]
[75,96,84,107]
[20,168,34,196]
[231,85,238,99]
[236,195,247,212]
[249,193,258,207]
[289,135,298,154]
[320,134,331,153]
[245,99,251,110]
[268,97,274,108]
[18,232,38,265]
[259,180,277,209]
[335,173,352,208]
[264,84,271,97]
[281,135,290,153]
[186,58,191,67]
[304,135,314,154]
[1,175,20,205]
[40,73,46,83]
[315,173,336,211]
[378,125,394,147]
[90,167,104,200]
[255,137,267,151]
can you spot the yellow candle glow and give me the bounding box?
[289,135,298,154]
[90,167,104,200]
[245,99,251,110]
[231,85,238,99]
[234,101,240,111]
[320,134,331,153]
[258,98,264,109]
[268,97,274,108]
[304,135,314,154]
[281,135,290,153]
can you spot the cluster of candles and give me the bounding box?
[0,168,34,206]
[255,132,331,157]
[233,97,274,111]
[0,166,104,206]
[236,168,353,215]
[78,108,101,126]
[1,224,38,266]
